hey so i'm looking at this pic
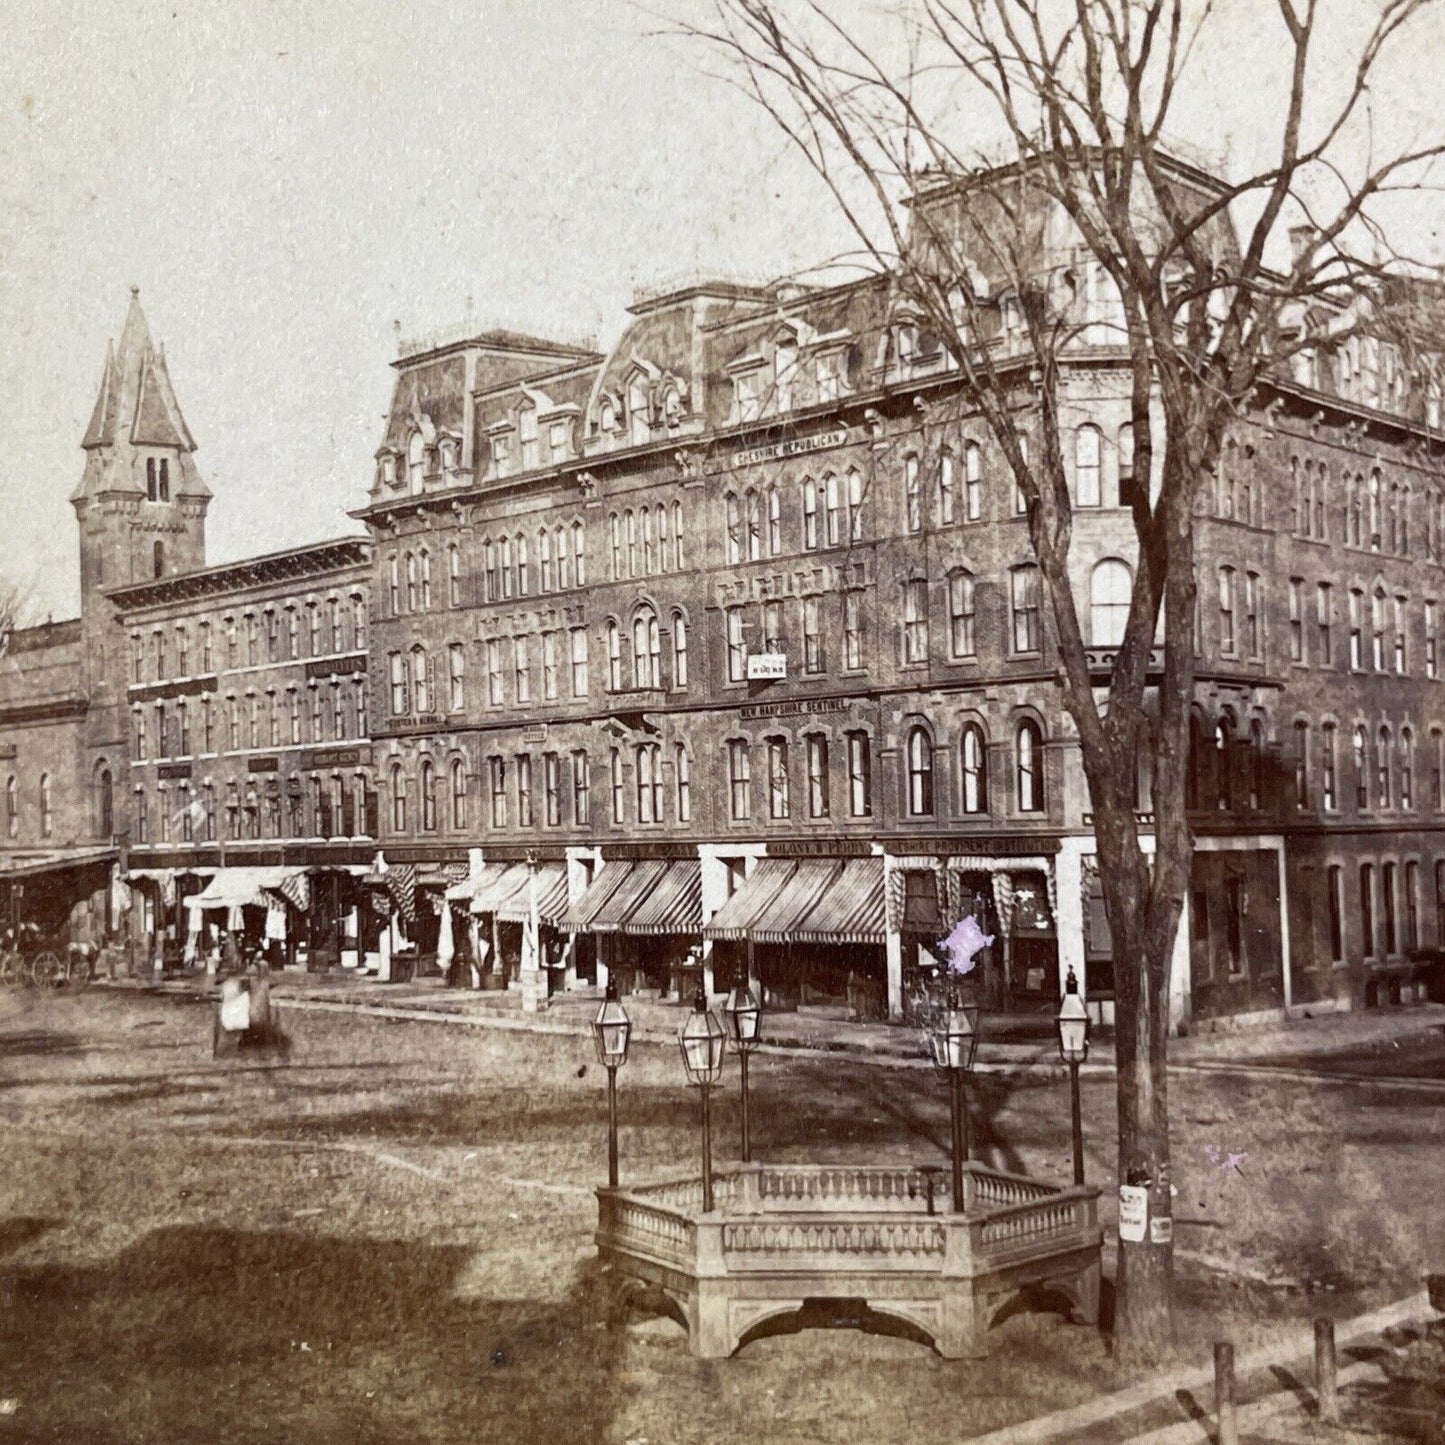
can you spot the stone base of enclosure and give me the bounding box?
[596,1162,1102,1359]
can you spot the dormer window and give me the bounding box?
[380,454,397,488]
[548,420,570,461]
[662,386,683,429]
[898,324,943,373]
[407,432,425,494]
[734,368,763,423]
[438,438,457,474]
[599,397,618,434]
[491,433,513,477]
[628,378,650,446]
[774,341,798,412]
[816,350,844,403]
[518,405,539,469]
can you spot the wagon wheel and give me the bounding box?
[0,950,16,985]
[29,951,60,986]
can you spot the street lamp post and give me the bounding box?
[723,982,761,1161]
[680,988,727,1212]
[592,978,632,1188]
[925,990,981,1213]
[1057,968,1090,1186]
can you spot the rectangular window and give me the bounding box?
[727,739,751,821]
[1371,590,1386,671]
[516,754,533,828]
[1011,567,1040,654]
[802,485,818,551]
[1349,588,1363,669]
[1316,583,1332,666]
[1427,601,1438,679]
[542,632,559,700]
[726,608,746,683]
[939,453,956,525]
[675,746,691,822]
[200,623,213,672]
[847,730,872,817]
[544,753,561,827]
[448,644,465,712]
[1360,862,1375,958]
[514,635,532,704]
[1288,579,1303,662]
[570,628,589,697]
[488,757,507,828]
[1327,866,1344,962]
[1218,569,1235,654]
[572,750,590,825]
[806,734,829,818]
[950,573,976,658]
[844,593,862,670]
[610,748,625,824]
[1405,859,1420,951]
[1383,860,1398,954]
[1293,721,1309,808]
[902,580,929,663]
[905,455,922,533]
[762,599,783,655]
[1395,596,1407,674]
[767,737,789,819]
[487,640,504,707]
[803,596,822,674]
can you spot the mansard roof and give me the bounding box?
[81,289,196,453]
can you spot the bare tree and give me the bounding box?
[675,0,1444,1357]
[0,575,41,658]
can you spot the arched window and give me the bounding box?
[407,431,425,493]
[964,442,983,520]
[5,776,16,837]
[447,545,461,607]
[1354,725,1370,809]
[1090,559,1133,646]
[906,726,934,816]
[1016,720,1044,812]
[405,553,418,611]
[539,528,553,591]
[1378,725,1393,808]
[518,404,539,469]
[949,571,976,658]
[573,519,587,584]
[411,647,431,714]
[451,758,467,829]
[609,513,622,578]
[500,536,516,598]
[390,764,406,833]
[1401,727,1415,809]
[847,468,865,541]
[606,619,622,691]
[515,533,529,596]
[1074,425,1102,506]
[420,759,437,832]
[939,450,957,524]
[825,474,842,546]
[633,608,661,689]
[961,723,988,814]
[1249,719,1265,810]
[745,489,761,560]
[97,768,113,837]
[801,479,819,550]
[1368,469,1382,548]
[657,503,672,572]
[642,505,656,574]
[766,486,782,555]
[672,611,689,689]
[670,502,683,568]
[1215,715,1234,810]
[39,773,53,837]
[555,524,571,590]
[725,493,742,563]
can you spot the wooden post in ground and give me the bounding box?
[1314,1317,1338,1424]
[1214,1342,1237,1445]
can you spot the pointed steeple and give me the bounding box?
[80,287,196,455]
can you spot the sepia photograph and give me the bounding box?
[1,1,1444,1440]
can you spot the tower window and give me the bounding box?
[153,541,164,579]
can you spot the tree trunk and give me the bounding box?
[1096,814,1177,1360]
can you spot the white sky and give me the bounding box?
[2,0,1440,619]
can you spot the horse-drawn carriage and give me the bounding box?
[0,922,96,986]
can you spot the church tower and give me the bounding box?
[71,289,210,772]
[72,287,210,615]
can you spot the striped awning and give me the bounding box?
[773,857,885,945]
[466,863,528,914]
[494,865,570,926]
[184,866,307,913]
[750,860,847,942]
[623,860,702,936]
[447,861,509,904]
[577,860,669,934]
[702,859,796,942]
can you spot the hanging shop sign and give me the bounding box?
[746,654,787,681]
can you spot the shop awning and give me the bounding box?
[750,860,848,942]
[452,861,517,907]
[783,857,886,945]
[619,860,702,936]
[494,865,570,926]
[0,846,117,882]
[702,859,796,942]
[583,860,670,934]
[185,866,307,912]
[560,864,632,933]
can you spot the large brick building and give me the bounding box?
[5,152,1444,1023]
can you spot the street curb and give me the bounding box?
[962,1288,1435,1445]
[269,995,1104,1078]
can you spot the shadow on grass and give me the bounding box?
[0,1030,86,1060]
[0,1224,628,1445]
[0,1217,58,1258]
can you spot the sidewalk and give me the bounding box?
[97,968,1445,1078]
